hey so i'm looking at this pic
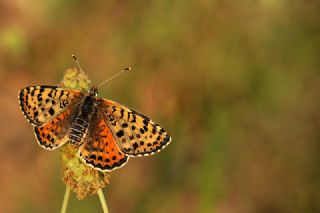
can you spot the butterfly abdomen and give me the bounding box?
[69,117,89,146]
[69,95,96,146]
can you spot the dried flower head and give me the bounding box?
[60,67,110,200]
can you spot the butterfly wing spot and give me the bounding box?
[33,109,73,150]
[49,108,55,116]
[79,115,129,172]
[98,99,171,157]
[116,130,124,137]
[18,86,83,126]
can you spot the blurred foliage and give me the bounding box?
[1,0,320,212]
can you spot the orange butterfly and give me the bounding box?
[18,85,171,172]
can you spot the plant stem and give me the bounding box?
[61,186,71,213]
[98,189,109,213]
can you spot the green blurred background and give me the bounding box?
[1,0,320,212]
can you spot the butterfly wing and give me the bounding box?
[97,99,171,157]
[19,86,84,126]
[79,112,129,172]
[33,105,79,150]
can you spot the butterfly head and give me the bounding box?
[88,86,98,97]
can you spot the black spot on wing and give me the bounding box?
[30,89,35,96]
[116,130,124,138]
[143,119,149,126]
[49,108,55,116]
[133,142,139,150]
[120,109,124,118]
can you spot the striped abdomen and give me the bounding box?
[69,117,89,146]
[69,95,97,146]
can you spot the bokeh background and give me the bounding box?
[1,0,320,212]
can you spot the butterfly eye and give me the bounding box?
[88,87,98,96]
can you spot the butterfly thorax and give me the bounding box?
[69,94,97,146]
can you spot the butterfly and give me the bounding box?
[18,85,171,172]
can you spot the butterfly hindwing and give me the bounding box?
[19,86,83,126]
[97,99,171,157]
[34,107,77,150]
[79,112,129,172]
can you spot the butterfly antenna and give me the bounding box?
[97,67,131,88]
[72,54,83,72]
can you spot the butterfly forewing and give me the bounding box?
[19,86,84,126]
[97,99,171,157]
[79,112,129,171]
